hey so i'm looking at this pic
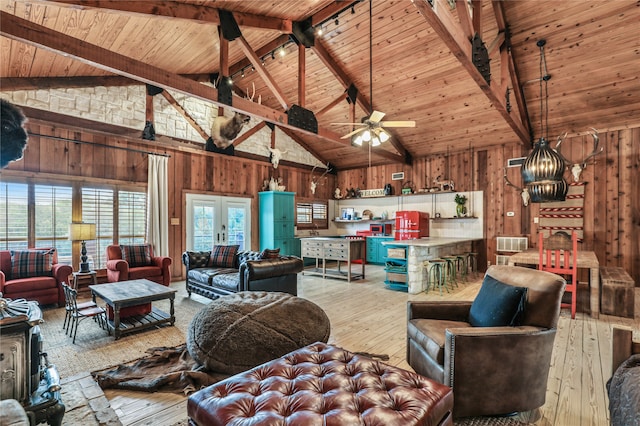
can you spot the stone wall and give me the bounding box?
[3,86,323,168]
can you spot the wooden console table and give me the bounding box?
[300,237,365,282]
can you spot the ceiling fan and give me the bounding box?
[332,0,416,147]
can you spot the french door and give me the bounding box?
[185,194,251,251]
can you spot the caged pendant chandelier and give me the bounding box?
[521,39,568,203]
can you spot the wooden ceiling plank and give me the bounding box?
[45,0,292,32]
[236,35,290,110]
[228,34,291,76]
[0,11,355,147]
[412,0,529,145]
[161,90,210,142]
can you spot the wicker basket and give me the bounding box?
[387,248,405,259]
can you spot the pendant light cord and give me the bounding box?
[369,0,373,116]
[538,39,549,141]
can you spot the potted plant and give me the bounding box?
[454,194,468,217]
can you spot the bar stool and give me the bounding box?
[454,254,468,282]
[441,255,459,289]
[423,259,448,296]
[466,252,478,277]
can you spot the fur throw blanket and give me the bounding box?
[92,345,230,395]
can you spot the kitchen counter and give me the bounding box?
[381,237,482,294]
[381,237,481,247]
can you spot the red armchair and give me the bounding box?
[105,244,172,318]
[0,248,72,307]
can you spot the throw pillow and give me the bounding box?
[260,248,281,259]
[121,244,152,267]
[469,275,528,327]
[10,249,55,279]
[210,245,239,268]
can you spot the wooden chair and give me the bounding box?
[61,282,98,332]
[538,231,578,319]
[63,283,107,343]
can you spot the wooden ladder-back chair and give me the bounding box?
[539,231,579,318]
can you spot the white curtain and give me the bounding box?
[147,154,169,256]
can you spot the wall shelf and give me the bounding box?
[430,216,479,221]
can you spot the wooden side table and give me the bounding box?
[72,270,97,290]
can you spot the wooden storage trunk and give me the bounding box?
[600,267,635,318]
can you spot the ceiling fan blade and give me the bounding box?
[380,120,416,128]
[368,110,386,123]
[341,128,365,139]
[330,122,367,126]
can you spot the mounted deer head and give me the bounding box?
[555,128,603,182]
[503,167,530,206]
[310,163,331,195]
[210,82,260,149]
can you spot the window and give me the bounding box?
[0,179,146,270]
[82,188,114,270]
[296,200,328,230]
[0,182,28,250]
[118,191,147,245]
[35,184,73,264]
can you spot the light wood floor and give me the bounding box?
[105,265,639,425]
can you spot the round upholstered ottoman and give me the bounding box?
[186,291,331,374]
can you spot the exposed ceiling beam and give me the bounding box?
[236,35,290,111]
[45,0,292,32]
[412,0,529,145]
[160,90,210,142]
[0,11,356,150]
[492,0,532,141]
[312,39,409,160]
[232,122,267,147]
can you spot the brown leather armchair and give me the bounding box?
[407,265,565,418]
[105,244,172,318]
[0,248,72,307]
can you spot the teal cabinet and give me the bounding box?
[366,237,394,264]
[259,191,296,256]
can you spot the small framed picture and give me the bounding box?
[341,208,354,220]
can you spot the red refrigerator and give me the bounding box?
[395,211,429,240]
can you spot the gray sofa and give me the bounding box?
[182,250,303,300]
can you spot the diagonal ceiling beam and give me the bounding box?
[160,90,210,141]
[45,0,292,32]
[0,11,357,150]
[411,0,529,145]
[312,39,409,160]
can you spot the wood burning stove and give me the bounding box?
[0,298,65,426]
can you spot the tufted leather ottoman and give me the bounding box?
[188,342,453,426]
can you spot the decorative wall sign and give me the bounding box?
[359,188,386,198]
[539,182,585,240]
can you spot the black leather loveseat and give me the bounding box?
[182,249,303,300]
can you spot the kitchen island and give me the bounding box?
[382,237,482,293]
[300,237,365,282]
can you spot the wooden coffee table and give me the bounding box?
[89,279,177,340]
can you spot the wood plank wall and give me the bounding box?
[3,116,638,286]
[338,130,640,286]
[2,118,336,279]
